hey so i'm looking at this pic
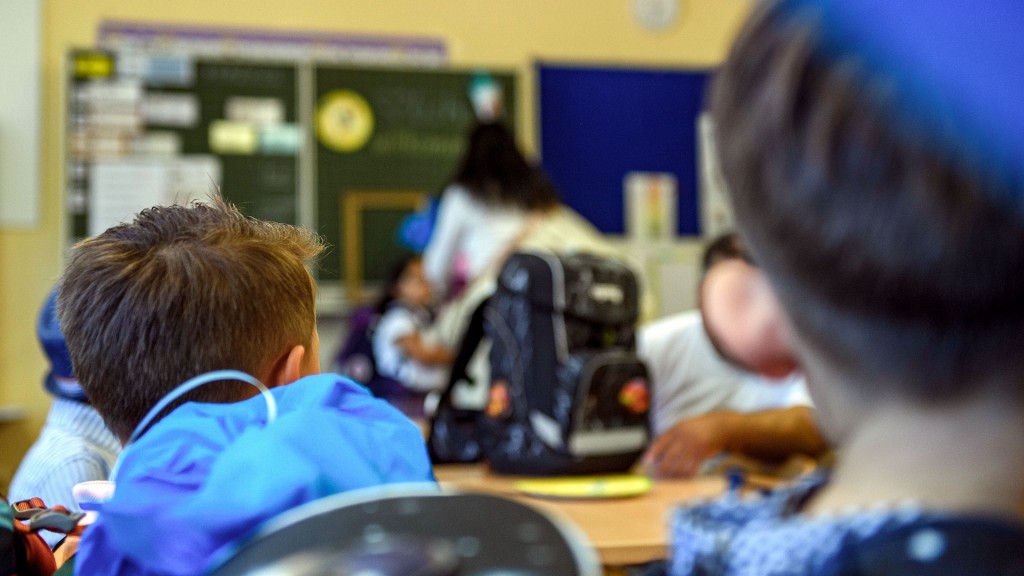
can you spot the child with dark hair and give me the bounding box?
[423,121,560,300]
[667,0,1024,573]
[372,254,454,415]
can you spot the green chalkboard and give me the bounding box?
[67,49,517,300]
[66,52,301,244]
[313,65,517,286]
[159,61,300,225]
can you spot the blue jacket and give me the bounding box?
[75,374,435,576]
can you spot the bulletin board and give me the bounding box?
[67,50,304,241]
[66,47,516,298]
[537,63,710,236]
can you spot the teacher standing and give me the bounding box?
[423,121,559,301]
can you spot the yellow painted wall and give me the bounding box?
[0,0,754,489]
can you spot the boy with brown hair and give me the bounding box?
[58,198,433,575]
[669,0,1024,573]
[59,198,323,442]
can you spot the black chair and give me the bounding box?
[207,484,601,576]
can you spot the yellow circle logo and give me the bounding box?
[316,90,374,153]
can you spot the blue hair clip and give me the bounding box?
[397,197,440,252]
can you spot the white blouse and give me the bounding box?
[422,184,527,298]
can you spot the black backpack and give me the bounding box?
[429,251,651,475]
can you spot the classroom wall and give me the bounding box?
[0,0,754,489]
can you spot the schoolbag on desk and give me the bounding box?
[429,251,651,475]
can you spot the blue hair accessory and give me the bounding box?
[397,197,439,252]
[780,0,1024,196]
[37,288,89,402]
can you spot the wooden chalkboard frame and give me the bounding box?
[342,190,428,303]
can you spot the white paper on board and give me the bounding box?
[169,156,223,204]
[226,96,285,126]
[88,156,223,236]
[89,161,169,236]
[141,93,199,127]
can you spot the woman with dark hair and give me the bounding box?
[423,121,559,300]
[421,121,647,357]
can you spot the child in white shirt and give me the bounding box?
[372,255,455,407]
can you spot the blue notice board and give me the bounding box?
[537,64,710,236]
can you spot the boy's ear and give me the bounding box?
[700,259,799,378]
[747,270,799,378]
[264,344,308,388]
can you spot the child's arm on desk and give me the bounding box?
[644,406,829,479]
[397,332,455,366]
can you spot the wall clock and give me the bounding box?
[633,0,681,30]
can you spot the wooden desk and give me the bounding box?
[434,464,726,567]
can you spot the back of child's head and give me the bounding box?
[710,0,1024,403]
[58,197,325,441]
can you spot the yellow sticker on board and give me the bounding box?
[316,90,374,153]
[514,475,652,500]
[73,52,113,79]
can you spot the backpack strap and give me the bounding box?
[427,297,490,464]
[12,499,85,536]
[2,496,82,576]
[436,295,487,407]
[436,296,489,407]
